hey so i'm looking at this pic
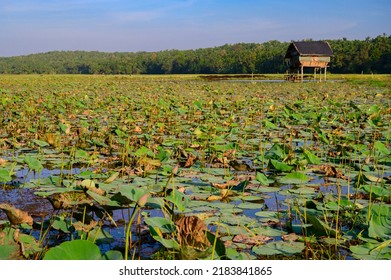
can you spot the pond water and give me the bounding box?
[0,164,355,258]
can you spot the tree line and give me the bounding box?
[0,34,390,75]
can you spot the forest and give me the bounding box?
[0,34,390,75]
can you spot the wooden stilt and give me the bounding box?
[319,68,322,82]
[324,66,327,81]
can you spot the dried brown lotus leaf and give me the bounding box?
[0,203,33,226]
[232,234,272,245]
[47,191,93,210]
[73,220,98,232]
[175,216,210,250]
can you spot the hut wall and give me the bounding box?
[299,56,330,67]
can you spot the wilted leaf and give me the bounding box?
[207,195,223,201]
[0,204,33,226]
[232,234,272,245]
[104,172,119,183]
[175,215,210,250]
[47,191,92,210]
[317,165,347,179]
[80,179,106,196]
[211,180,239,190]
[73,220,98,232]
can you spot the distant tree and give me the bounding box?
[0,35,390,74]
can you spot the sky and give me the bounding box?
[0,0,390,57]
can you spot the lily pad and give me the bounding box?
[236,202,264,210]
[252,241,305,256]
[350,241,391,260]
[43,240,104,260]
[278,172,310,185]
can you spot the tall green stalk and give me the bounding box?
[124,205,139,260]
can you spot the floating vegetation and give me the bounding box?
[0,74,390,260]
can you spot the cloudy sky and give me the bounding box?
[0,0,390,57]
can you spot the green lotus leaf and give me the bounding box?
[361,185,391,202]
[350,241,391,260]
[0,244,19,260]
[254,211,279,218]
[103,250,123,260]
[302,209,337,237]
[165,189,189,212]
[236,202,264,210]
[368,204,391,241]
[144,217,176,234]
[255,172,270,186]
[302,149,321,164]
[43,240,104,260]
[269,159,294,172]
[252,241,305,256]
[288,186,316,195]
[119,186,148,203]
[32,139,50,148]
[0,168,12,183]
[86,190,120,207]
[265,143,289,160]
[253,226,285,237]
[374,141,390,155]
[278,172,310,185]
[148,225,180,250]
[254,186,281,193]
[24,155,43,172]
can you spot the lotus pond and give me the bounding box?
[0,74,390,260]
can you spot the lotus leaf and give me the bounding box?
[0,168,12,183]
[279,172,310,185]
[269,159,294,172]
[24,155,43,172]
[368,204,391,241]
[350,241,391,260]
[252,241,305,256]
[43,240,104,260]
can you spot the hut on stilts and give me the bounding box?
[284,41,333,82]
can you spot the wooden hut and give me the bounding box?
[284,41,333,82]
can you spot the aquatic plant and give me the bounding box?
[0,74,389,260]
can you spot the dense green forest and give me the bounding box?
[0,34,390,74]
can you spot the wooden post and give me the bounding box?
[301,66,304,82]
[314,68,316,81]
[324,66,327,81]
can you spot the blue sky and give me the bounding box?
[0,0,390,56]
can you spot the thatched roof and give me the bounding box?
[285,41,333,58]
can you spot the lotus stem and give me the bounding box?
[124,205,139,260]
